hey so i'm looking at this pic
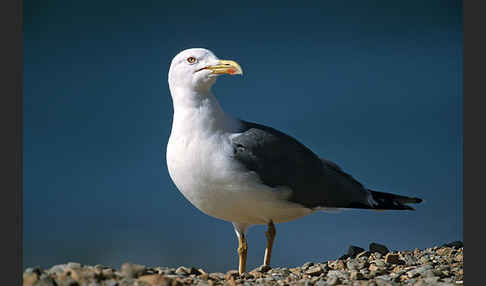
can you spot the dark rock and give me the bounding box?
[256,265,271,273]
[348,245,366,258]
[384,253,402,265]
[369,243,390,255]
[442,241,463,248]
[357,251,371,259]
[339,254,350,260]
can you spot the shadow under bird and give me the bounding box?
[166,48,422,274]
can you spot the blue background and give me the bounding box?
[23,0,462,272]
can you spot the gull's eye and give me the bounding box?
[187,56,197,64]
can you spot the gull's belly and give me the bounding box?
[166,133,311,225]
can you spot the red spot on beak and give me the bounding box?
[227,68,236,74]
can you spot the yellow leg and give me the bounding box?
[237,233,248,275]
[263,220,276,266]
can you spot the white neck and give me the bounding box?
[169,87,241,137]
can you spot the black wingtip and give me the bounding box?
[368,190,422,211]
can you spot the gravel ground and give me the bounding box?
[23,241,463,286]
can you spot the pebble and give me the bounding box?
[305,265,323,276]
[384,253,402,265]
[121,263,147,278]
[348,245,366,258]
[370,243,390,255]
[22,241,463,286]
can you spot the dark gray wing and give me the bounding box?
[231,120,371,209]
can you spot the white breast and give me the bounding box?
[166,94,311,225]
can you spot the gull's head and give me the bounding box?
[168,48,243,93]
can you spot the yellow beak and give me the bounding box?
[205,59,243,75]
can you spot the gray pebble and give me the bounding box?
[121,262,146,278]
[326,275,339,286]
[48,264,67,274]
[314,280,328,286]
[104,279,118,286]
[175,266,191,275]
[357,251,371,259]
[346,260,360,271]
[302,262,314,269]
[349,270,364,280]
[407,264,433,278]
[66,262,82,269]
[34,277,57,286]
[375,278,394,286]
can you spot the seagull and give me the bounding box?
[166,48,422,274]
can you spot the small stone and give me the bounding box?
[339,254,350,260]
[302,262,314,269]
[347,260,360,271]
[54,276,79,286]
[101,268,116,279]
[348,246,366,258]
[327,270,348,280]
[384,253,402,265]
[175,266,191,275]
[328,260,346,270]
[224,270,239,280]
[34,276,57,286]
[209,272,225,280]
[326,276,339,286]
[402,254,418,266]
[256,265,272,273]
[48,264,67,275]
[436,247,453,256]
[375,278,393,286]
[139,274,172,286]
[374,260,385,268]
[66,262,82,270]
[442,241,463,248]
[305,265,323,276]
[22,272,39,286]
[350,270,364,280]
[369,264,379,272]
[104,279,118,286]
[357,251,371,259]
[369,243,390,255]
[121,262,147,278]
[406,265,433,278]
[119,278,137,286]
[419,256,430,264]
